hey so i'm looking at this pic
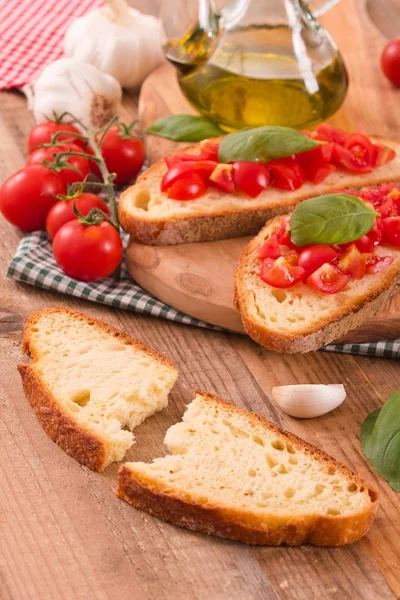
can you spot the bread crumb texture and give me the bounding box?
[21,308,178,468]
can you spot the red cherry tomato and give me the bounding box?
[165,140,220,167]
[258,235,281,260]
[381,216,400,246]
[295,145,335,184]
[347,235,375,253]
[96,126,145,185]
[367,217,383,246]
[167,173,208,200]
[342,133,376,172]
[381,38,400,87]
[209,164,235,192]
[53,220,123,281]
[161,161,217,192]
[307,263,350,294]
[337,244,366,279]
[373,143,396,167]
[27,122,83,153]
[46,193,110,240]
[26,143,90,187]
[376,197,397,218]
[260,256,305,289]
[232,162,271,197]
[312,123,349,145]
[365,254,394,274]
[269,157,305,191]
[297,244,338,279]
[0,165,65,231]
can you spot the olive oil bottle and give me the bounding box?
[165,23,348,132]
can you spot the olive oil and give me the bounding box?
[165,25,348,132]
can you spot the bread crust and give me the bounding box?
[119,136,400,245]
[18,307,177,471]
[234,217,400,353]
[117,391,378,546]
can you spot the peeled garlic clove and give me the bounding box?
[271,384,346,419]
[24,58,122,128]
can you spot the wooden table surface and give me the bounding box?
[1,1,400,599]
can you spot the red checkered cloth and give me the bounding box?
[0,0,103,89]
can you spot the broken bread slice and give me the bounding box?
[117,391,378,546]
[18,307,178,471]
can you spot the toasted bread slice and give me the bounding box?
[18,307,178,471]
[117,391,378,546]
[119,136,400,245]
[234,217,400,353]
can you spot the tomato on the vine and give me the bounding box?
[0,165,65,231]
[53,220,123,282]
[26,143,90,187]
[46,193,110,240]
[96,125,145,185]
[27,121,83,153]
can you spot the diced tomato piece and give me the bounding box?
[167,173,208,200]
[199,139,220,161]
[377,197,397,218]
[365,254,394,274]
[258,235,281,260]
[381,216,400,246]
[360,183,396,205]
[353,235,375,253]
[269,157,305,191]
[331,141,373,173]
[297,244,338,279]
[312,123,350,145]
[161,160,217,191]
[345,132,375,165]
[373,143,396,167]
[232,161,271,197]
[209,164,235,192]
[367,217,383,245]
[260,256,305,289]
[307,263,350,294]
[337,244,366,279]
[295,145,335,184]
[388,188,400,214]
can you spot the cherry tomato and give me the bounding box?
[297,244,338,279]
[307,263,350,294]
[161,161,217,192]
[312,123,349,145]
[165,140,220,167]
[381,38,400,87]
[269,157,305,191]
[232,162,271,197]
[53,220,123,281]
[209,164,235,192]
[167,173,208,200]
[258,235,281,260]
[295,145,335,184]
[367,217,383,245]
[382,216,400,246]
[0,165,65,231]
[46,193,110,240]
[26,143,90,187]
[260,257,305,289]
[373,143,396,167]
[96,127,145,185]
[376,197,397,218]
[365,254,394,274]
[27,122,83,153]
[342,133,376,172]
[337,244,366,279]
[349,235,375,253]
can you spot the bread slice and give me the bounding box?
[119,136,400,245]
[18,307,178,471]
[234,216,400,353]
[117,391,378,546]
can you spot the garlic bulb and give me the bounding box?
[64,0,165,89]
[24,58,122,128]
[271,384,346,419]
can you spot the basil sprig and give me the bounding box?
[218,126,318,163]
[146,115,223,142]
[290,194,378,247]
[361,390,400,492]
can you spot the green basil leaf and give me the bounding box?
[218,126,318,163]
[146,115,223,142]
[361,391,400,492]
[290,194,378,247]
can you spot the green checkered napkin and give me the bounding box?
[6,232,400,358]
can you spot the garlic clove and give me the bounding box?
[271,384,346,419]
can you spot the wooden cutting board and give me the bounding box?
[126,0,400,343]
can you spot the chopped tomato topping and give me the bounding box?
[307,263,350,294]
[381,217,400,246]
[209,164,235,192]
[337,245,366,279]
[373,143,396,167]
[258,235,281,260]
[161,160,217,191]
[166,173,208,200]
[232,162,270,197]
[297,244,338,279]
[268,157,305,191]
[365,254,394,274]
[260,256,305,289]
[295,145,335,184]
